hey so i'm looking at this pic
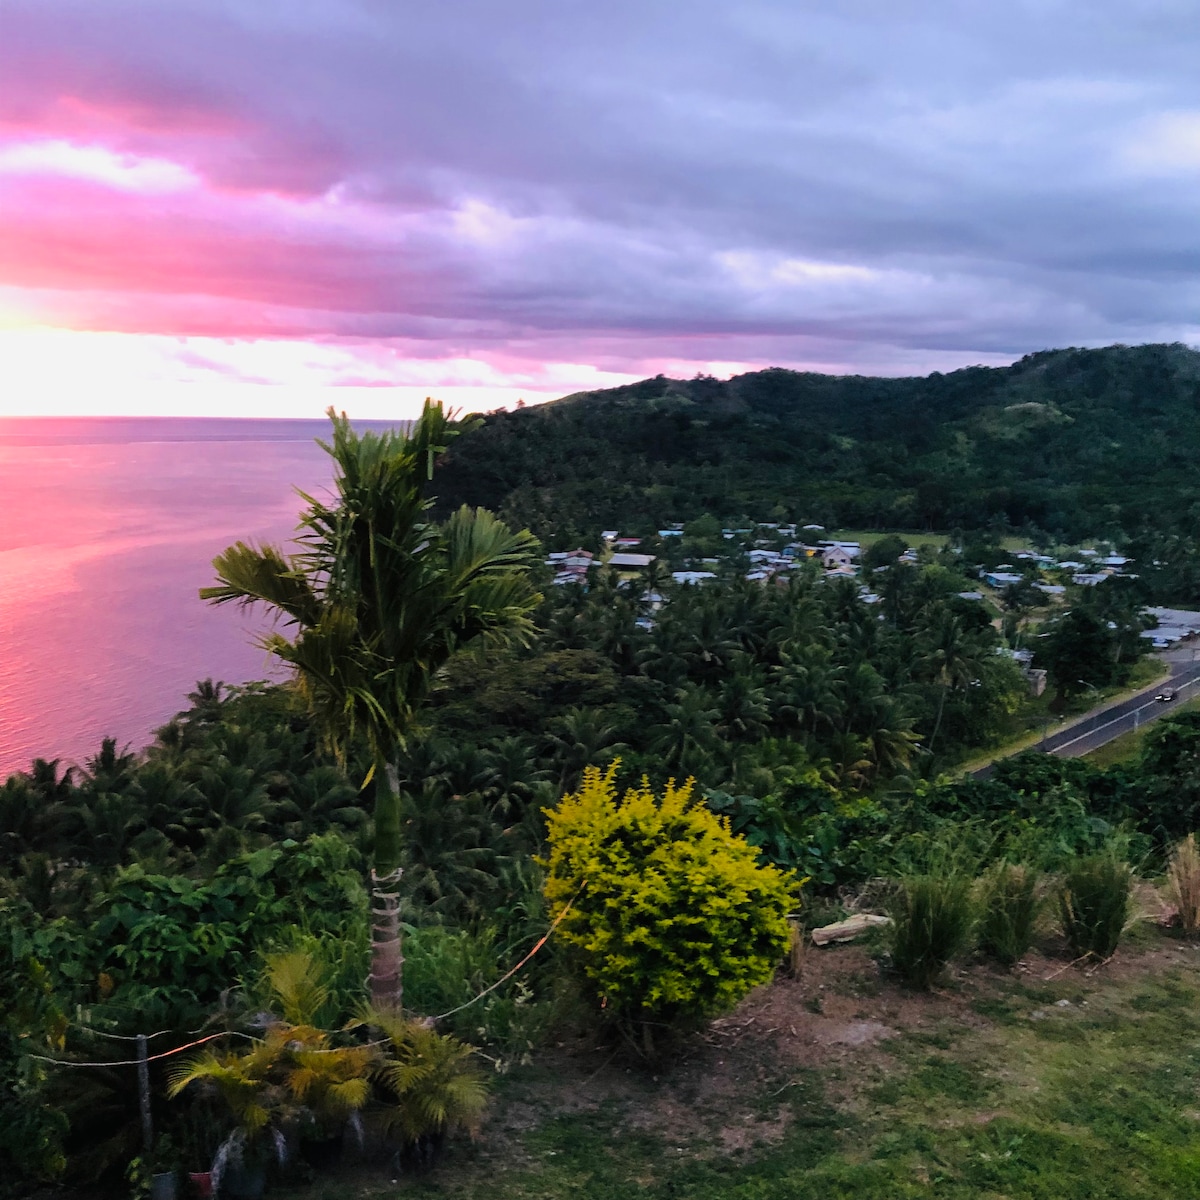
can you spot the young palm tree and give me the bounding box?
[201,403,540,1009]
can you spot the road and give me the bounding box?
[971,650,1200,779]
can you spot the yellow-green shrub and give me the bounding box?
[542,764,796,1051]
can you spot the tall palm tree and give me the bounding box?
[201,403,541,1009]
[919,606,986,753]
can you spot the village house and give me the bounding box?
[821,545,858,570]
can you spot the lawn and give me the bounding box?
[830,530,1036,554]
[282,920,1200,1200]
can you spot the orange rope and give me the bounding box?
[430,883,584,1020]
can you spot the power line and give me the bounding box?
[430,883,582,1020]
[28,1029,253,1069]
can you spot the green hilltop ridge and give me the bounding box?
[434,342,1200,545]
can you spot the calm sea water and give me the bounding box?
[0,417,404,779]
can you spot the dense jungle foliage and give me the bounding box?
[434,343,1200,601]
[2,551,1195,1193]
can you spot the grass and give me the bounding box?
[831,530,1037,554]
[830,528,959,551]
[278,924,1200,1200]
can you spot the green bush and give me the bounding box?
[0,956,68,1193]
[90,834,369,1026]
[1058,851,1133,961]
[542,764,796,1056]
[888,863,975,990]
[977,861,1040,967]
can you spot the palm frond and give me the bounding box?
[201,541,320,626]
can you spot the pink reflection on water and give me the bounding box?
[0,417,362,777]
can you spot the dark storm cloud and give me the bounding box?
[2,0,1199,374]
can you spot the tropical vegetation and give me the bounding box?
[10,385,1200,1195]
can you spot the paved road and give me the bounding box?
[971,652,1200,779]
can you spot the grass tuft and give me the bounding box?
[887,867,975,990]
[1058,851,1133,961]
[1167,833,1200,936]
[977,861,1040,967]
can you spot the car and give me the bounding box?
[1156,687,1179,703]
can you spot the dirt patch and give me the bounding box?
[812,1019,895,1046]
[472,930,1200,1165]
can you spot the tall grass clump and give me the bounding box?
[1167,833,1200,935]
[1058,850,1133,961]
[887,853,975,990]
[976,861,1040,967]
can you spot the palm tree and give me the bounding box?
[480,737,548,822]
[201,403,541,1009]
[919,607,986,753]
[649,683,720,777]
[770,642,842,737]
[544,707,625,792]
[714,657,770,743]
[269,765,365,841]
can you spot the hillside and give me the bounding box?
[434,343,1200,545]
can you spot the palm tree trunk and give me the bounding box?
[929,684,948,753]
[370,762,404,1011]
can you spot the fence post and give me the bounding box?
[137,1034,153,1154]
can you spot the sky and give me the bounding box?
[1,0,1199,418]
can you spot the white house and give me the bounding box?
[822,546,858,570]
[609,552,656,569]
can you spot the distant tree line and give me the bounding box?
[434,343,1200,606]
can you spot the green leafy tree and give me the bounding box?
[201,404,541,1009]
[861,533,909,572]
[1035,607,1119,709]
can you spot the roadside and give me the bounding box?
[1085,686,1200,767]
[959,655,1172,778]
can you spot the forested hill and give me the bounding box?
[433,343,1200,545]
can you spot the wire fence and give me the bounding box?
[28,884,584,1070]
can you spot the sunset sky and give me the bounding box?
[2,1,1199,417]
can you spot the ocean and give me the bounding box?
[0,416,405,779]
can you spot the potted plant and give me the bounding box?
[167,1032,297,1200]
[150,1134,181,1200]
[290,1039,373,1170]
[255,948,373,1170]
[366,1009,488,1172]
[126,1135,181,1200]
[179,1097,225,1198]
[168,1022,374,1195]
